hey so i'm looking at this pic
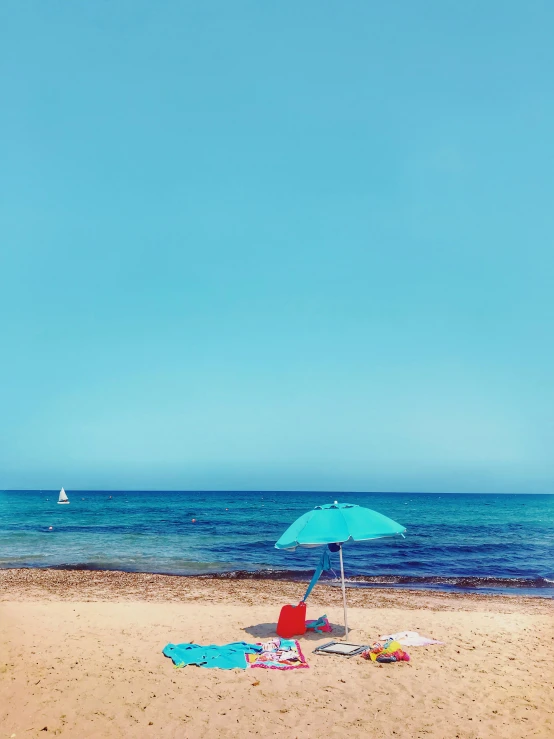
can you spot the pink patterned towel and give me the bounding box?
[246,638,309,670]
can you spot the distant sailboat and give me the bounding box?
[58,487,70,505]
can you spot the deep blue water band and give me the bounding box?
[1,490,553,597]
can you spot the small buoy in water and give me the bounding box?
[225,508,229,511]
[191,518,196,523]
[48,526,53,530]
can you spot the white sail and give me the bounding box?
[58,487,69,504]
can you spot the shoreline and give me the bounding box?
[0,565,553,599]
[1,568,553,612]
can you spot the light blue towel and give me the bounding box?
[163,641,262,670]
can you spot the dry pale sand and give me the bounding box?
[1,570,553,739]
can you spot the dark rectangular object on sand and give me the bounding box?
[313,641,368,657]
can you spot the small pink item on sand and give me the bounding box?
[306,615,332,633]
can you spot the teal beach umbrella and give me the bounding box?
[275,502,406,637]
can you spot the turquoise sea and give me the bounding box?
[1,490,553,597]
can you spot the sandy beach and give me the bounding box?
[1,570,552,739]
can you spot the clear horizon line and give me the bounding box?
[1,489,552,495]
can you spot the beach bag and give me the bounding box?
[276,602,307,638]
[306,615,332,634]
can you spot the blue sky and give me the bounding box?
[1,1,553,492]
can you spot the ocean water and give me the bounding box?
[1,490,553,597]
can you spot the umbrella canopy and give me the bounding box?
[275,502,406,550]
[275,502,406,638]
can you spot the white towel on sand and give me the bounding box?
[379,631,443,647]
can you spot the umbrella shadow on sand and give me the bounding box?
[242,621,347,640]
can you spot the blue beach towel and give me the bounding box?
[163,641,262,670]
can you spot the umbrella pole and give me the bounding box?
[339,545,349,638]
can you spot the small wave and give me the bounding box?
[198,572,554,589]
[344,574,554,589]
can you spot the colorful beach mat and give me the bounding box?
[163,638,309,670]
[246,638,309,670]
